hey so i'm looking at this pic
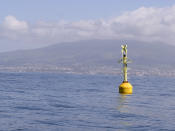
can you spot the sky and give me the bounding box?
[0,0,175,52]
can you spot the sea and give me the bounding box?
[0,72,174,131]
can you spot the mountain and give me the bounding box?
[0,39,174,74]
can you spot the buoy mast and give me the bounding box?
[118,45,133,94]
[122,45,128,82]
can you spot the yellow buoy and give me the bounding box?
[119,81,133,94]
[118,45,133,94]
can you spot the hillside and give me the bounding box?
[0,39,174,75]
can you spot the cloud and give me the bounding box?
[0,16,28,40]
[3,15,28,31]
[110,6,175,43]
[1,5,175,50]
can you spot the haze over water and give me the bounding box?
[0,72,174,131]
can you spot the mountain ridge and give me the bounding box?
[0,39,174,68]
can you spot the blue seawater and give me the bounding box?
[0,72,174,131]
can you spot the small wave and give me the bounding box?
[50,104,75,109]
[35,120,59,126]
[76,88,102,93]
[14,106,47,111]
[111,112,143,119]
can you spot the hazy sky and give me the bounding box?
[0,0,175,52]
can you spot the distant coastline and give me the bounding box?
[0,65,174,77]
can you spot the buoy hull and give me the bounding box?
[119,82,133,94]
